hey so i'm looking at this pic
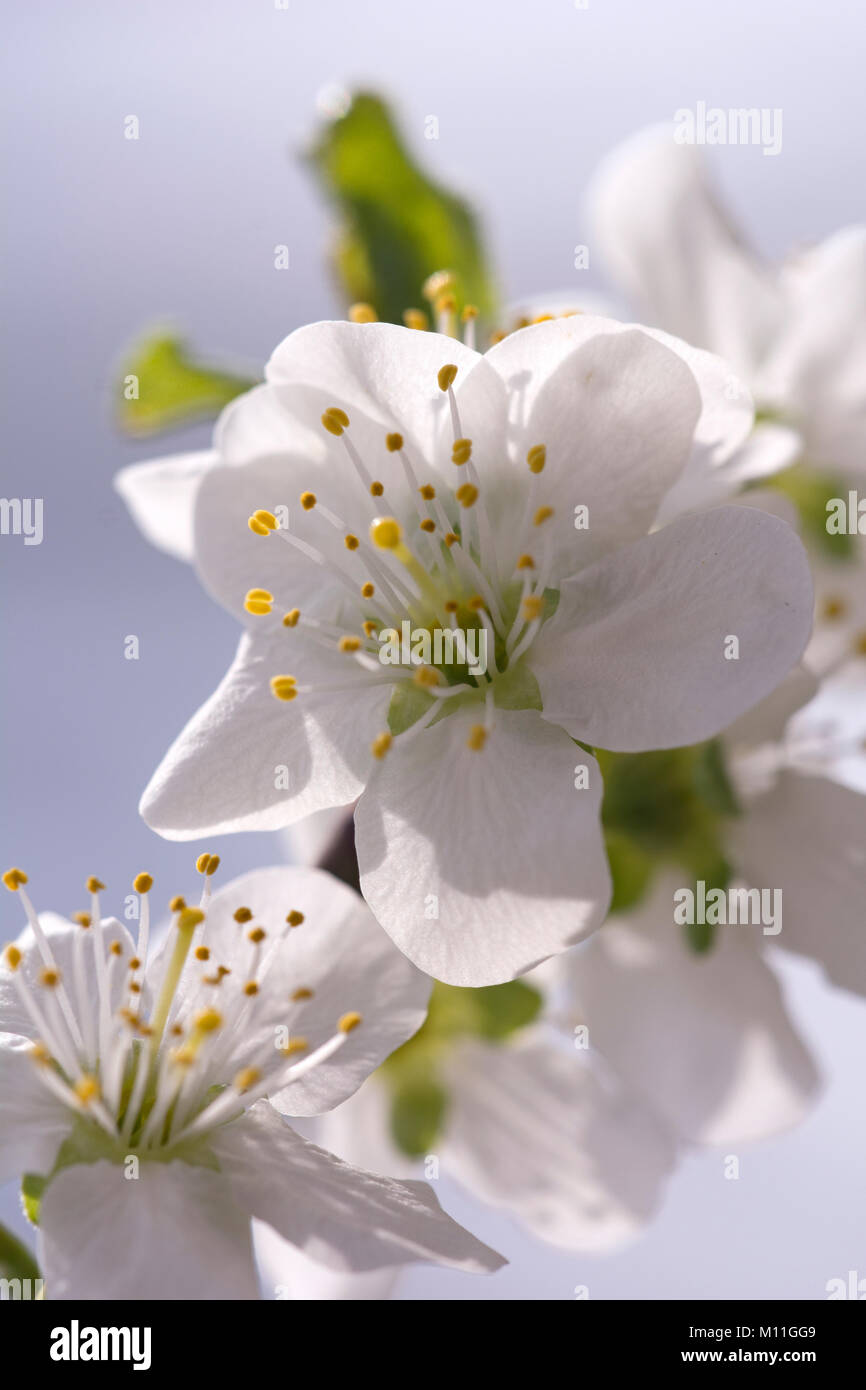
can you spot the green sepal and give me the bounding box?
[116,332,256,437]
[0,1219,41,1282]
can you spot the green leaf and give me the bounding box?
[692,738,741,817]
[389,1077,449,1158]
[470,980,544,1039]
[116,332,256,437]
[765,463,855,560]
[20,1173,45,1226]
[307,92,498,325]
[604,830,656,914]
[0,1219,41,1282]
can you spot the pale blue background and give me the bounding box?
[2,0,864,1299]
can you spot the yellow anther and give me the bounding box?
[244,588,273,616]
[339,635,362,652]
[363,619,378,637]
[243,981,260,996]
[456,483,478,508]
[385,432,404,452]
[205,855,220,877]
[361,582,375,599]
[3,945,22,971]
[344,533,360,550]
[248,927,266,944]
[443,599,458,613]
[326,407,349,428]
[283,608,301,628]
[194,1008,222,1034]
[855,632,866,656]
[436,292,457,314]
[177,907,205,931]
[452,438,472,465]
[281,1037,308,1057]
[527,444,546,474]
[195,946,210,961]
[300,491,317,510]
[109,941,123,957]
[370,480,384,497]
[489,330,506,345]
[444,532,458,547]
[461,304,479,321]
[248,516,270,536]
[234,907,253,924]
[291,987,313,1000]
[172,1045,197,1068]
[423,270,455,301]
[253,510,278,531]
[218,965,231,977]
[234,1067,262,1093]
[419,484,437,500]
[30,1042,51,1065]
[516,554,535,570]
[402,308,428,331]
[414,666,441,688]
[321,412,345,437]
[532,313,554,323]
[73,912,91,928]
[133,873,153,894]
[420,518,436,533]
[270,675,298,702]
[437,363,458,392]
[196,853,211,874]
[3,868,28,892]
[338,1011,363,1034]
[74,1075,100,1105]
[86,877,105,893]
[348,302,378,323]
[821,595,846,621]
[467,724,487,751]
[169,895,186,912]
[129,957,142,971]
[534,505,554,526]
[286,909,305,927]
[371,731,393,759]
[129,982,141,995]
[522,595,544,622]
[370,517,403,551]
[247,588,273,603]
[467,595,485,612]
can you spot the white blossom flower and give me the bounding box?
[0,861,504,1299]
[117,316,813,986]
[588,124,866,481]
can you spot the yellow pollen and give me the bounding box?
[246,588,273,602]
[854,631,866,656]
[371,731,392,759]
[370,480,384,497]
[444,532,458,547]
[419,518,436,533]
[338,1011,363,1034]
[281,1037,308,1057]
[414,666,442,688]
[3,945,22,971]
[253,510,278,531]
[194,1009,222,1034]
[443,599,458,613]
[286,910,305,927]
[195,946,210,961]
[283,608,301,628]
[73,912,91,928]
[419,484,437,500]
[456,483,478,508]
[532,313,554,323]
[248,927,266,943]
[169,895,186,912]
[129,982,141,995]
[522,595,544,621]
[234,1067,261,1093]
[489,330,506,345]
[402,308,428,331]
[467,724,487,751]
[30,1043,51,1065]
[129,957,141,970]
[527,444,546,474]
[2,868,28,892]
[370,517,403,550]
[218,966,231,977]
[196,853,211,874]
[233,907,253,923]
[385,432,404,452]
[133,873,153,894]
[361,582,375,599]
[243,981,259,996]
[248,517,270,536]
[271,676,299,702]
[344,533,360,550]
[348,302,378,323]
[326,406,349,427]
[205,855,220,877]
[291,987,313,1000]
[74,1075,100,1105]
[339,635,362,652]
[437,363,458,392]
[86,877,105,893]
[821,595,846,621]
[461,304,479,321]
[40,967,60,988]
[452,438,472,465]
[436,292,457,314]
[321,412,345,437]
[467,595,485,612]
[516,554,535,570]
[300,491,317,510]
[177,907,205,931]
[534,505,554,525]
[363,619,378,637]
[244,588,273,616]
[109,941,123,957]
[423,270,455,300]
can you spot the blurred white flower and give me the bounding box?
[588,124,866,480]
[117,316,813,986]
[0,862,504,1299]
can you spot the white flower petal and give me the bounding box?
[356,706,610,985]
[39,1158,259,1300]
[212,1100,506,1275]
[531,505,813,751]
[0,914,138,1041]
[115,450,216,562]
[0,1033,70,1183]
[566,876,820,1145]
[254,1220,400,1300]
[442,1033,676,1252]
[140,630,390,838]
[732,770,866,996]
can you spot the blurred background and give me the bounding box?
[2,0,864,1298]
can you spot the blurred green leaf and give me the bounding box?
[116,333,256,437]
[765,463,854,560]
[389,1078,449,1158]
[307,92,498,325]
[0,1218,40,1281]
[605,829,656,914]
